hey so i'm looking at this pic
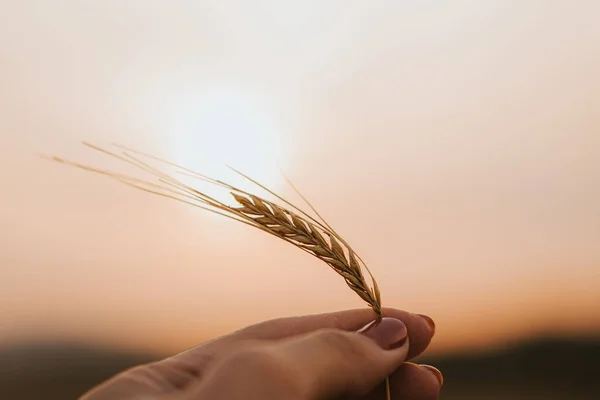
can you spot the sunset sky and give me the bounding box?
[1,1,599,357]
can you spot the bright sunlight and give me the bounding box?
[164,88,286,205]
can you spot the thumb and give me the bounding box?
[279,317,409,399]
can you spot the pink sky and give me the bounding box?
[1,1,599,356]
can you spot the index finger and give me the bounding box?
[230,307,435,360]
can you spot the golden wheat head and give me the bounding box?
[48,142,383,315]
[47,142,391,398]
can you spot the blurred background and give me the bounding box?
[1,1,599,399]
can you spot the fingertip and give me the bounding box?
[417,314,436,337]
[357,317,408,351]
[380,308,436,359]
[388,362,443,399]
[420,364,443,387]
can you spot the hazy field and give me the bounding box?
[1,337,598,399]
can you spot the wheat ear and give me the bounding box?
[47,143,392,399]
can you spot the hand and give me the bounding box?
[81,308,442,400]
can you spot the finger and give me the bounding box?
[277,317,410,399]
[232,307,435,359]
[357,362,443,400]
[390,362,443,399]
[168,307,434,370]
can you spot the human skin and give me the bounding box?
[81,308,442,400]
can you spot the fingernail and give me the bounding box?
[420,364,443,387]
[418,314,436,336]
[357,317,408,350]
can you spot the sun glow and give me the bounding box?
[164,89,286,206]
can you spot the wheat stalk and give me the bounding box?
[47,142,392,399]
